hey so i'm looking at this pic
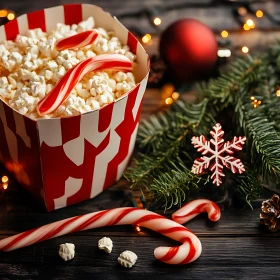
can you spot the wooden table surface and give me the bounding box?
[1,1,280,279]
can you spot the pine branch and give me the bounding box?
[149,162,201,210]
[126,41,280,210]
[232,168,263,209]
[235,91,280,179]
[137,99,213,151]
[197,55,264,109]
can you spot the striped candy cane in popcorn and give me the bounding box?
[37,54,133,116]
[172,199,221,225]
[0,201,221,265]
[55,30,99,51]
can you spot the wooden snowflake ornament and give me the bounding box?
[191,123,246,186]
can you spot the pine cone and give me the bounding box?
[260,194,280,232]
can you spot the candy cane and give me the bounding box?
[0,201,221,265]
[172,199,221,225]
[55,30,98,51]
[37,54,133,116]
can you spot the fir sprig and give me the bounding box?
[126,41,280,209]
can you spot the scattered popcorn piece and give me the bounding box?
[118,251,138,268]
[98,237,113,254]
[59,243,75,261]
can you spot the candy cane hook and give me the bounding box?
[0,200,221,265]
[0,208,200,264]
[172,199,221,224]
[55,30,99,51]
[36,54,133,116]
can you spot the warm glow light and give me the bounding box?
[243,23,250,31]
[276,90,280,97]
[246,19,255,28]
[172,92,180,100]
[242,46,249,53]
[3,183,8,190]
[0,10,8,17]
[221,30,228,38]
[256,10,263,18]
[238,7,247,16]
[251,97,262,108]
[142,34,151,43]
[165,97,173,105]
[7,13,15,20]
[217,49,231,57]
[135,225,141,232]
[154,17,161,25]
[1,176,8,183]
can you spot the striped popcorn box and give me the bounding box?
[0,4,149,211]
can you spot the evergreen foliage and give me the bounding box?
[125,43,280,210]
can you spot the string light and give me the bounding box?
[238,7,247,16]
[243,23,250,31]
[276,89,280,97]
[256,10,263,18]
[134,225,141,232]
[172,92,180,100]
[221,30,228,38]
[2,183,8,190]
[0,9,8,17]
[246,19,255,28]
[153,17,162,26]
[251,96,262,108]
[7,12,15,20]
[217,49,231,57]
[1,176,8,183]
[165,97,173,105]
[242,46,249,53]
[142,34,151,44]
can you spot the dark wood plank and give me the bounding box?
[0,236,280,279]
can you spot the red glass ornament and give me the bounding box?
[160,19,218,83]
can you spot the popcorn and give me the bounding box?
[77,17,95,32]
[98,237,113,254]
[30,82,46,98]
[86,97,100,110]
[44,70,53,80]
[0,17,136,119]
[10,52,23,64]
[47,60,58,70]
[59,243,75,261]
[0,77,8,87]
[118,251,138,268]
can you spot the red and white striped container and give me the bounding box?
[0,4,149,211]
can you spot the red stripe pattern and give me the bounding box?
[63,4,83,25]
[0,4,149,211]
[36,54,133,116]
[27,10,46,32]
[172,199,221,225]
[55,30,98,51]
[4,19,19,40]
[0,200,220,264]
[0,207,201,264]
